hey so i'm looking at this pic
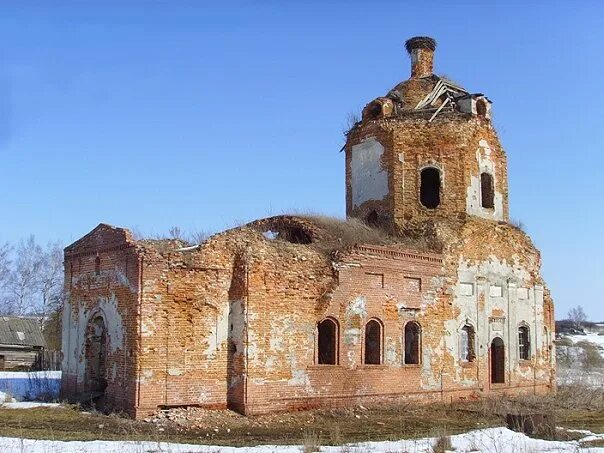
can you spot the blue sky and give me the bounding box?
[1,1,603,319]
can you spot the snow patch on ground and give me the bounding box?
[0,426,602,452]
[1,402,61,409]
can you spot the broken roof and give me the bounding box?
[247,215,441,255]
[386,74,469,113]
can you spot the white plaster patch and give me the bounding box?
[490,285,503,298]
[347,296,367,318]
[115,270,137,293]
[459,283,474,296]
[97,294,124,353]
[351,137,388,208]
[204,302,230,357]
[288,369,309,387]
[343,328,361,346]
[517,287,529,299]
[385,337,397,364]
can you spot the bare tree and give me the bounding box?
[568,305,587,330]
[4,236,44,315]
[36,242,64,325]
[0,241,11,289]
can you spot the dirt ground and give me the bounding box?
[0,387,601,447]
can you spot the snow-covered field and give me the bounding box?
[558,367,604,387]
[0,427,602,452]
[565,332,604,356]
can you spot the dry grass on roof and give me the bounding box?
[297,214,440,254]
[137,238,189,253]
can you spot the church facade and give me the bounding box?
[61,37,555,418]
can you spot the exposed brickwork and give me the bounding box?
[61,36,555,418]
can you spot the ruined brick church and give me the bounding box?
[61,37,555,418]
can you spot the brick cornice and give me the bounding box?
[353,245,442,264]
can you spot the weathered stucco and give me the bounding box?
[350,137,388,209]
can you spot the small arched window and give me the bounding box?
[366,210,379,228]
[95,255,101,276]
[364,319,383,365]
[480,172,495,209]
[518,325,530,360]
[317,318,338,365]
[404,321,421,364]
[460,324,476,362]
[420,167,441,209]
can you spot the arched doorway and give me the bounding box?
[84,314,108,392]
[490,337,505,384]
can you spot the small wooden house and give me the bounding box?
[0,317,47,370]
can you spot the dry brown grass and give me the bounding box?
[300,214,440,254]
[0,387,602,447]
[431,428,452,453]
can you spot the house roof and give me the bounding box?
[0,317,47,348]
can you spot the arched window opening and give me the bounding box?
[365,101,382,120]
[95,255,101,276]
[460,324,476,362]
[404,321,421,364]
[85,315,108,392]
[476,99,487,117]
[420,167,441,209]
[366,210,379,228]
[480,172,495,209]
[518,325,530,360]
[490,337,505,384]
[317,318,338,365]
[364,319,382,365]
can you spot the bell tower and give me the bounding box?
[345,37,509,232]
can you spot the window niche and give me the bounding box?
[404,321,421,364]
[95,255,101,276]
[317,318,338,365]
[420,167,441,209]
[364,319,383,365]
[480,172,495,209]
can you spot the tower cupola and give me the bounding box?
[345,37,509,231]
